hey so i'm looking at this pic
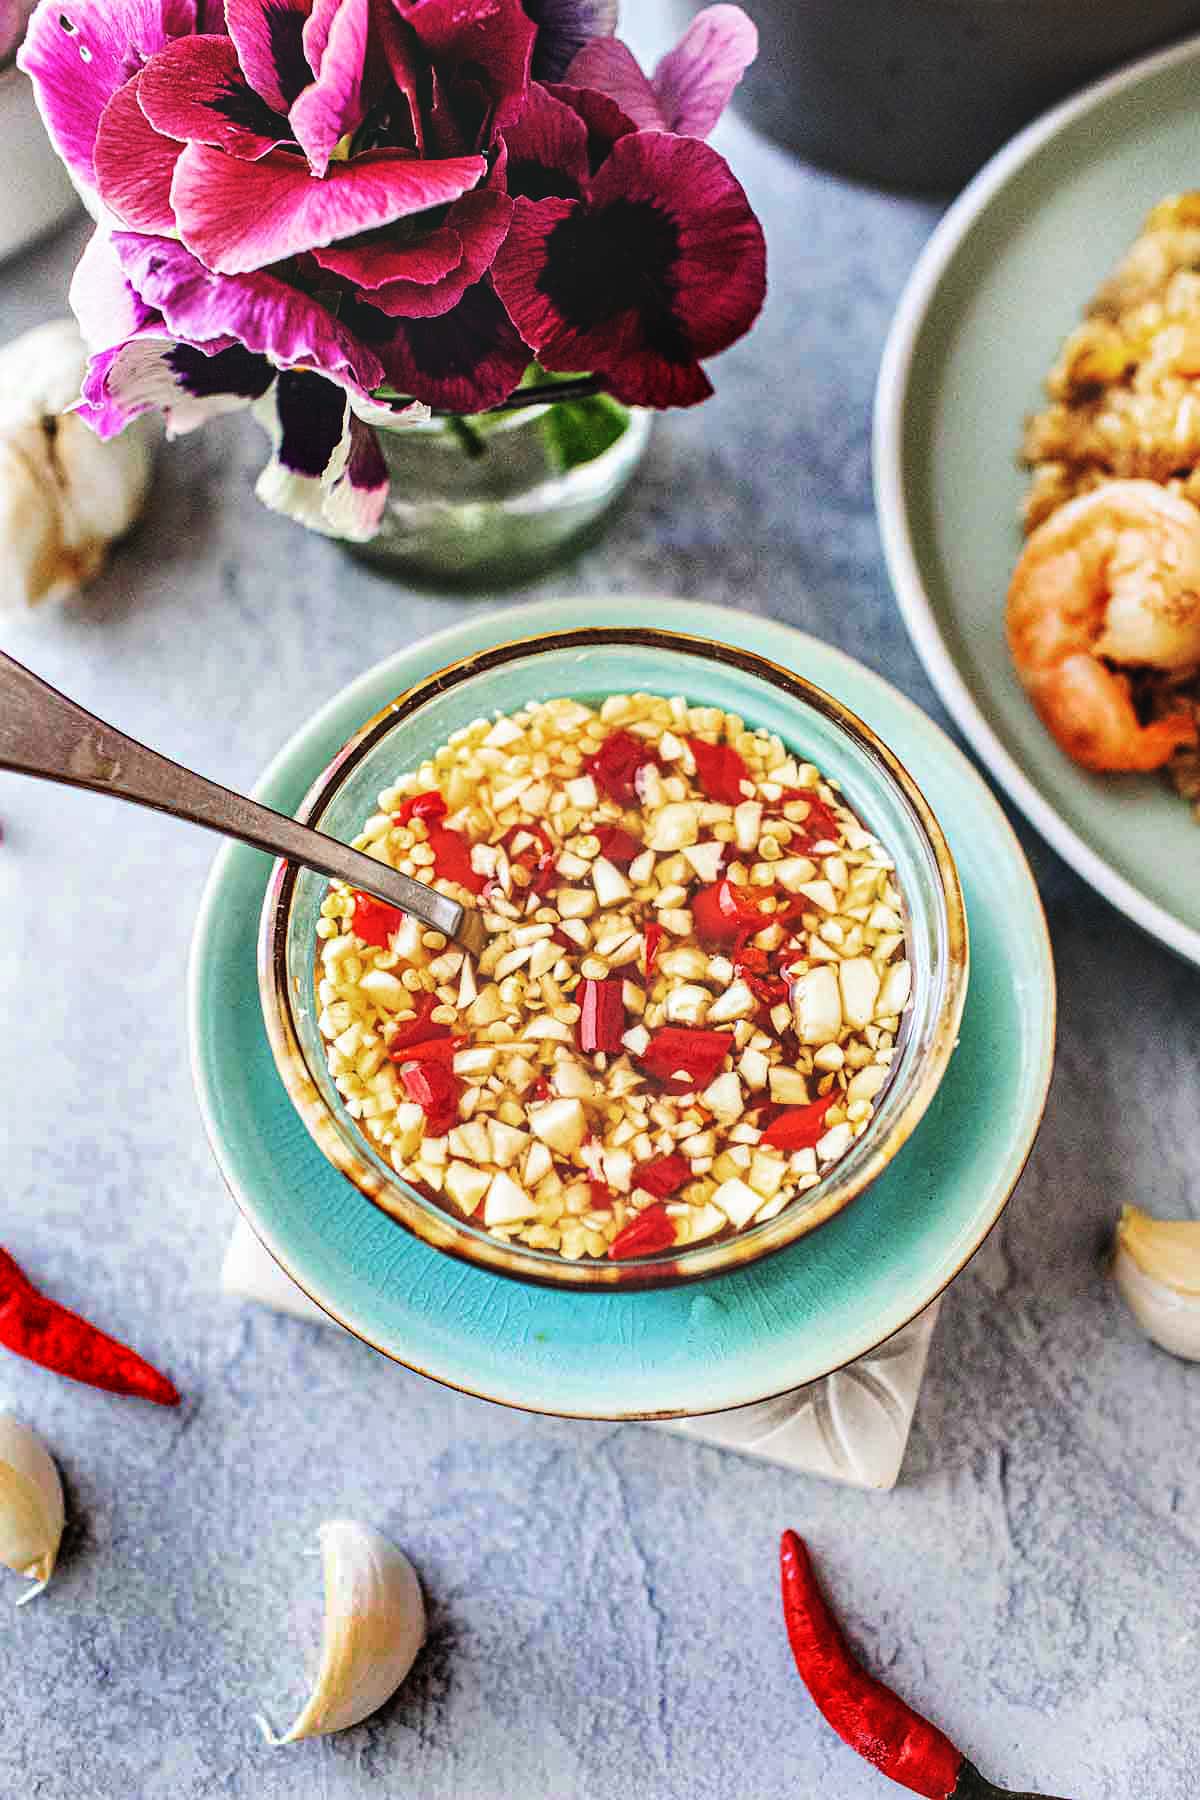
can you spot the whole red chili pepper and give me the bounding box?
[779,1534,1065,1800]
[0,1248,179,1405]
[780,1531,961,1798]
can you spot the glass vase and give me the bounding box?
[349,395,652,588]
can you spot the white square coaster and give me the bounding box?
[221,1217,939,1490]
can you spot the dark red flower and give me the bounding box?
[493,118,766,408]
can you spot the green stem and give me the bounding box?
[432,377,606,420]
[446,415,488,459]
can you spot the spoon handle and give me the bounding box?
[0,649,471,944]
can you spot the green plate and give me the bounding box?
[188,598,1054,1419]
[875,34,1200,968]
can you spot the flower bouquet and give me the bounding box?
[20,0,766,575]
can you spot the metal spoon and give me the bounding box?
[0,649,485,956]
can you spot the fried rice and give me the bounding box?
[1021,193,1200,816]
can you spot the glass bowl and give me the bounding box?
[258,627,968,1291]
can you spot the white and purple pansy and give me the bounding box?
[20,0,765,542]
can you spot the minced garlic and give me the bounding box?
[316,694,911,1261]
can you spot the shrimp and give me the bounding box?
[1007,479,1200,772]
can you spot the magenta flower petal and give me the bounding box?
[225,0,315,113]
[311,225,464,291]
[69,227,158,352]
[253,368,388,540]
[18,0,198,183]
[652,4,757,138]
[563,38,664,131]
[525,0,617,83]
[80,332,274,437]
[170,140,486,274]
[138,33,294,159]
[112,232,387,392]
[543,81,636,171]
[290,0,369,174]
[406,0,535,139]
[362,278,529,411]
[492,131,766,409]
[501,81,589,202]
[93,73,182,232]
[366,188,513,318]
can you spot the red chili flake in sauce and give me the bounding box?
[390,1037,465,1067]
[352,891,405,948]
[577,977,626,1054]
[692,879,773,946]
[636,1153,691,1199]
[400,1061,461,1135]
[643,920,664,977]
[426,825,486,894]
[687,736,751,804]
[608,1204,677,1260]
[594,825,643,865]
[532,1075,552,1101]
[387,995,450,1050]
[638,1026,731,1092]
[781,791,840,847]
[502,824,559,895]
[587,730,660,805]
[394,790,448,826]
[760,1092,838,1151]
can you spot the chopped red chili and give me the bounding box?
[781,791,840,847]
[643,920,664,978]
[780,1531,965,1799]
[638,1026,731,1092]
[393,790,448,826]
[352,891,405,948]
[400,1062,461,1136]
[608,1204,677,1260]
[387,995,451,1050]
[502,823,558,895]
[636,1153,691,1199]
[0,1248,179,1405]
[389,1036,465,1067]
[577,977,626,1054]
[587,729,660,804]
[426,824,486,894]
[594,825,643,865]
[692,879,774,946]
[687,735,751,804]
[760,1092,838,1151]
[532,1075,552,1101]
[588,1180,615,1213]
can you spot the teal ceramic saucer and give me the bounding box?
[188,598,1055,1419]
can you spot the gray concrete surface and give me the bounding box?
[2,11,1198,1796]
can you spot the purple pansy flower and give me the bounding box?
[566,4,757,139]
[19,0,765,543]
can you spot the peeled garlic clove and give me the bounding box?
[0,1416,65,1605]
[0,318,153,609]
[1113,1205,1200,1360]
[258,1521,426,1745]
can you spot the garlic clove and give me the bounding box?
[1113,1205,1200,1360]
[258,1521,426,1745]
[0,318,153,610]
[0,1415,65,1605]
